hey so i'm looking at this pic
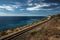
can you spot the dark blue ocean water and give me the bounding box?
[0,16,46,32]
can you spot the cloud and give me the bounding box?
[26,5,40,11]
[0,4,21,11]
[11,5,20,8]
[26,3,50,11]
[40,9,53,10]
[27,0,33,6]
[28,3,33,6]
[51,3,59,5]
[0,12,21,16]
[28,0,33,3]
[0,12,7,16]
[43,0,60,3]
[0,12,40,16]
[20,9,25,11]
[0,5,14,11]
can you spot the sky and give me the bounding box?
[0,0,60,16]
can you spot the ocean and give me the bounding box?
[0,16,46,32]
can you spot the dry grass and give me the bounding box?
[19,14,60,40]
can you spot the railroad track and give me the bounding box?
[0,16,51,40]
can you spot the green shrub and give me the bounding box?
[30,31,38,36]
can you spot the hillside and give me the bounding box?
[1,14,60,40]
[38,14,60,40]
[17,14,60,40]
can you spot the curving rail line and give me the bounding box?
[0,16,51,40]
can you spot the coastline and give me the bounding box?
[0,18,44,37]
[0,17,50,37]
